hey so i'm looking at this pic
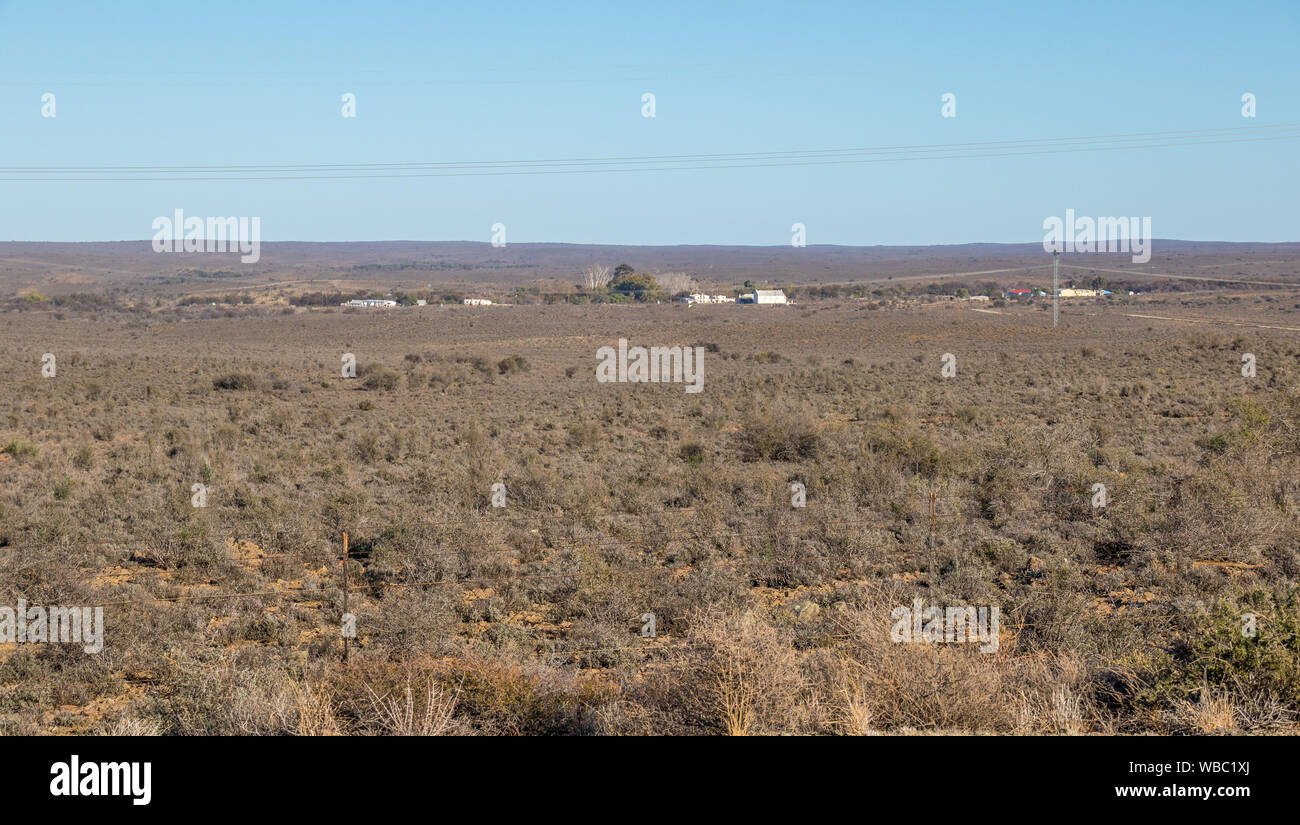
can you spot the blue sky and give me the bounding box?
[1,0,1296,245]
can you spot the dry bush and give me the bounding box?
[284,680,342,736]
[677,610,806,735]
[363,678,459,736]
[212,372,256,391]
[737,414,821,462]
[96,716,164,736]
[1178,687,1238,734]
[331,652,612,735]
[832,597,1026,733]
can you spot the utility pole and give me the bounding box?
[1053,249,1060,329]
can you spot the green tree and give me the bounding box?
[609,272,662,302]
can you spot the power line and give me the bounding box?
[4,126,1298,181]
[7,123,1296,172]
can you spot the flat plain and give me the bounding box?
[2,243,1300,735]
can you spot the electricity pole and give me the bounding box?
[1052,249,1060,329]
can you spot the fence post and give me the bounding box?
[928,489,937,550]
[342,531,350,665]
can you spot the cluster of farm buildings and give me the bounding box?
[681,289,788,305]
[343,297,493,308]
[339,290,794,309]
[1003,287,1117,298]
[923,287,1137,304]
[338,286,1138,311]
[339,290,793,308]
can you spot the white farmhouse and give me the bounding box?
[463,298,493,306]
[683,293,737,305]
[1057,288,1111,298]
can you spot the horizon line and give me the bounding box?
[4,238,1300,248]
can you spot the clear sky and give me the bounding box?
[1,0,1297,245]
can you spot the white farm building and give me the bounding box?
[1057,288,1112,298]
[681,293,735,305]
[740,289,787,305]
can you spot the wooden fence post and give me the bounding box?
[342,531,350,665]
[928,489,937,550]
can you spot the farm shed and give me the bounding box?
[749,289,787,305]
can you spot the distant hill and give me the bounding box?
[2,240,1298,297]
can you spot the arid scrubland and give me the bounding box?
[2,295,1300,735]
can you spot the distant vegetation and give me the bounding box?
[3,292,131,312]
[179,293,256,306]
